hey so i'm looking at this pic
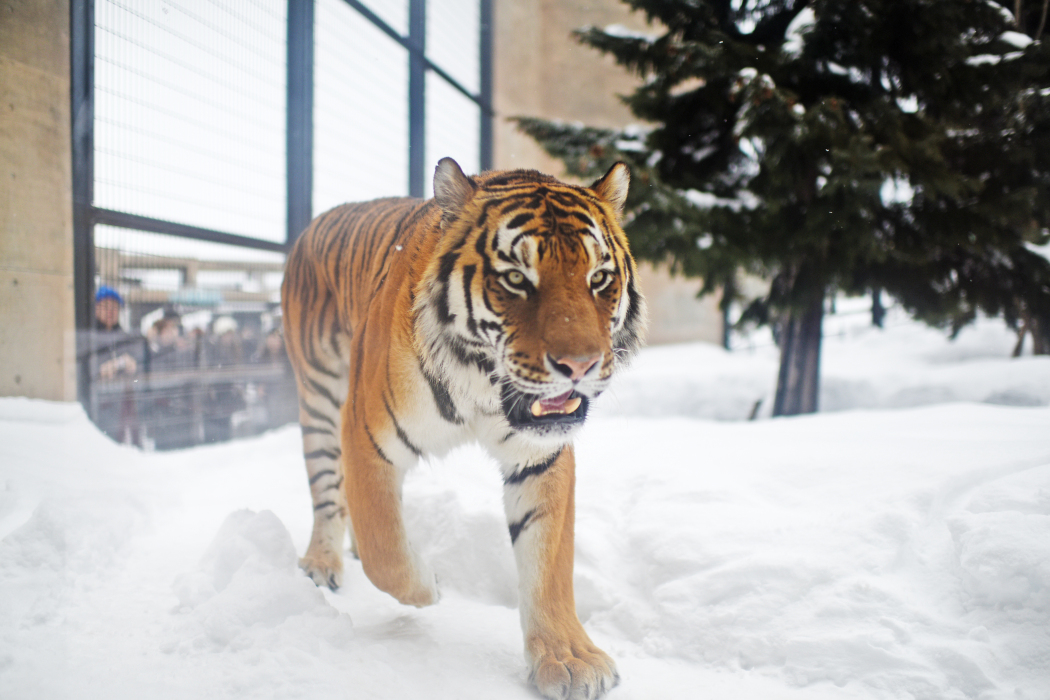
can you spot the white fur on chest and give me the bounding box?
[388,357,569,472]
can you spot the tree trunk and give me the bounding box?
[1015,310,1050,356]
[872,287,886,328]
[772,292,824,416]
[1034,315,1049,355]
[721,277,736,351]
[1013,319,1028,358]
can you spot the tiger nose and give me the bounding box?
[548,354,601,382]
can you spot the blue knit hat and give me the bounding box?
[95,285,124,306]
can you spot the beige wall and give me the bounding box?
[0,0,77,400]
[492,0,650,171]
[636,263,724,345]
[491,0,723,346]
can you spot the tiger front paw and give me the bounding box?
[299,551,344,591]
[360,555,440,608]
[388,559,440,608]
[527,634,619,700]
[396,571,440,608]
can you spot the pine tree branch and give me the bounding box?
[574,27,661,76]
[745,1,812,46]
[710,0,812,46]
[617,0,713,31]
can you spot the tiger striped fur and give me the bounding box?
[281,158,645,700]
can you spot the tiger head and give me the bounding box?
[416,158,646,438]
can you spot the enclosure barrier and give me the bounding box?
[71,0,492,449]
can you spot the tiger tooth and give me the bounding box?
[531,400,544,417]
[564,397,582,414]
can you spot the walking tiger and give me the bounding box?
[281,158,645,700]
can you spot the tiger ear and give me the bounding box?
[590,162,630,217]
[434,158,476,217]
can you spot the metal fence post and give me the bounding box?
[479,0,493,172]
[408,0,426,198]
[287,0,315,245]
[71,0,95,408]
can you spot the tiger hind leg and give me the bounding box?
[282,273,354,588]
[295,354,352,589]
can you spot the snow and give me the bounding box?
[880,177,915,206]
[684,188,761,213]
[999,31,1033,49]
[783,7,816,58]
[967,50,1026,66]
[2,311,1049,699]
[601,24,660,43]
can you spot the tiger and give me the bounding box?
[281,158,645,700]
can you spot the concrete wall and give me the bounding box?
[492,0,648,171]
[0,0,77,400]
[491,0,723,346]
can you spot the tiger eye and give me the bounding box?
[590,270,608,288]
[506,270,525,286]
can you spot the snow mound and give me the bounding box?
[0,397,89,424]
[570,407,1050,698]
[950,465,1050,612]
[1,314,1049,700]
[407,488,519,608]
[167,510,353,655]
[0,493,150,687]
[0,496,146,578]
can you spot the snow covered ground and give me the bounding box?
[2,310,1049,699]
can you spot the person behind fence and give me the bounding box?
[147,308,198,371]
[76,285,145,444]
[202,316,247,442]
[144,308,199,449]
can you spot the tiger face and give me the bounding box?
[417,159,646,439]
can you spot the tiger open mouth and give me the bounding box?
[500,385,589,430]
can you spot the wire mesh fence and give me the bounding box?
[94,0,288,242]
[313,0,409,212]
[73,0,492,449]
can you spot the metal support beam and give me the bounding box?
[408,0,426,198]
[93,209,288,254]
[342,0,493,180]
[342,0,483,110]
[70,0,95,407]
[479,0,493,171]
[287,0,315,244]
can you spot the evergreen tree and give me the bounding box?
[517,0,1050,415]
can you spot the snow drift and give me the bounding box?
[2,316,1049,699]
